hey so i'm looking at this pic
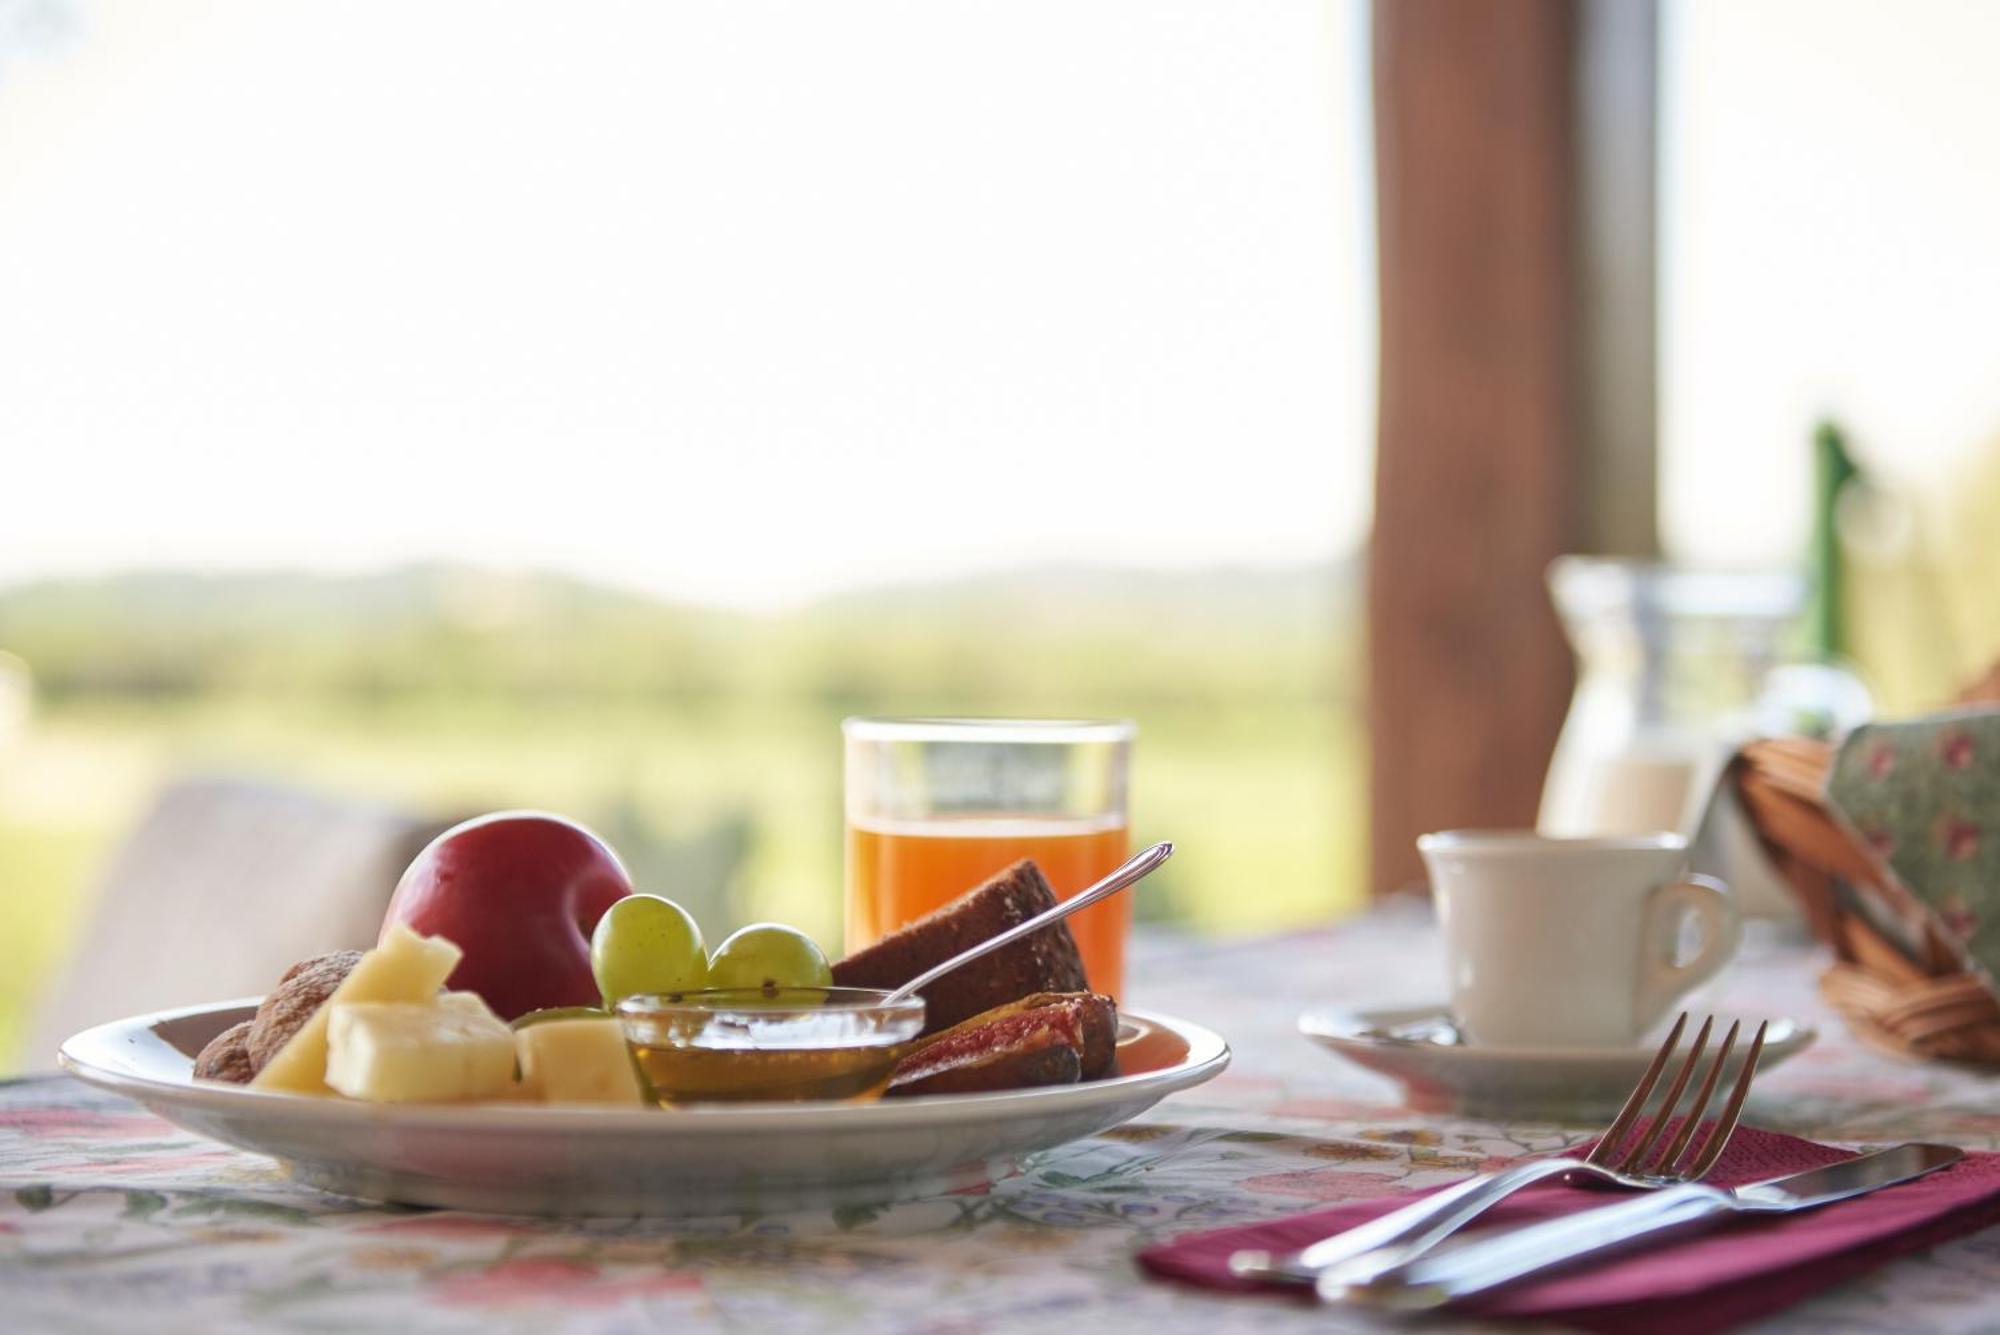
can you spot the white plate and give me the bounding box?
[59,999,1228,1216]
[1299,1006,1815,1121]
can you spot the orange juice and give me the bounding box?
[846,815,1131,999]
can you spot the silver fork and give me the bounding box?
[1228,1012,1769,1290]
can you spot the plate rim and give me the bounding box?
[59,998,1231,1133]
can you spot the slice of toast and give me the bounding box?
[831,859,1091,1035]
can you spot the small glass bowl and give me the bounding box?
[615,987,926,1105]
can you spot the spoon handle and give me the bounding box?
[884,841,1174,1004]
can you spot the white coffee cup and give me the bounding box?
[1417,830,1740,1049]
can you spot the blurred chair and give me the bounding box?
[30,777,449,1063]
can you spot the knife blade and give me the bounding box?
[1731,1142,1962,1210]
[1324,1142,1964,1310]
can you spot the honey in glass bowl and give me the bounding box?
[615,987,924,1105]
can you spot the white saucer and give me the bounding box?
[1298,1006,1815,1121]
[61,999,1228,1216]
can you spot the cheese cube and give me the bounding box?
[251,925,463,1095]
[516,1017,648,1105]
[324,992,517,1103]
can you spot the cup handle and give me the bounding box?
[1638,874,1740,1026]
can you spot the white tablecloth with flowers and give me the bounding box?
[6,907,2000,1333]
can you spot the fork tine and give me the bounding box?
[1614,1015,1713,1174]
[1682,1020,1769,1179]
[1586,1011,1688,1166]
[1656,1019,1739,1175]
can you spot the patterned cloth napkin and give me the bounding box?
[1829,708,2000,994]
[1137,1126,2000,1333]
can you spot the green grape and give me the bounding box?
[706,923,833,992]
[590,894,708,1007]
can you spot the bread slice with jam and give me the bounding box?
[886,991,1117,1097]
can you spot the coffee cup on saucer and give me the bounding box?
[1417,830,1740,1049]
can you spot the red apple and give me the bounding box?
[382,811,633,1020]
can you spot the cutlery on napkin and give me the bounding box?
[1136,1125,2000,1335]
[1325,1141,1962,1309]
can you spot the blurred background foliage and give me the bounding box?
[0,563,1363,1070]
[1846,441,2000,714]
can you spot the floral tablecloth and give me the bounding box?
[6,907,2000,1334]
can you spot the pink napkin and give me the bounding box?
[1137,1127,2000,1333]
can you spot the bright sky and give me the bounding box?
[3,1,1998,608]
[0,0,1374,608]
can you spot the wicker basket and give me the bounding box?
[1734,675,2000,1065]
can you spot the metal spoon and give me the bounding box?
[883,841,1174,1004]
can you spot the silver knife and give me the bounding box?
[1322,1142,1964,1310]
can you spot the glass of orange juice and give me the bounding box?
[843,718,1135,999]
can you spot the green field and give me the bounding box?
[0,565,1365,1073]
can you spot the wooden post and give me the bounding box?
[1576,0,1660,557]
[1368,0,1611,896]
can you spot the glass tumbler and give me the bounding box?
[843,718,1134,999]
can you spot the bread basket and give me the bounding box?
[1733,673,2000,1065]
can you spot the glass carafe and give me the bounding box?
[1538,558,1804,837]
